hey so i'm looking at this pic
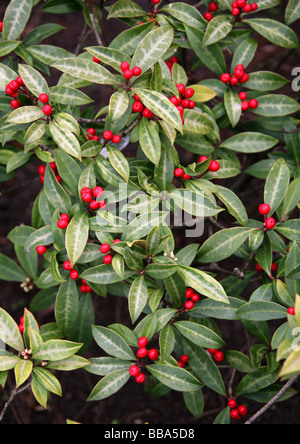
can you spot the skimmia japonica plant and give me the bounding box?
[0,0,299,425]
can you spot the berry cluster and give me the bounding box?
[184,287,200,311]
[228,399,248,420]
[171,83,196,125]
[239,92,259,112]
[38,162,61,184]
[255,262,278,273]
[81,186,106,211]
[231,0,258,16]
[129,337,159,384]
[39,93,53,116]
[132,94,155,119]
[63,260,79,280]
[57,213,70,229]
[177,354,189,368]
[174,168,191,181]
[258,203,276,230]
[204,2,219,21]
[100,242,119,265]
[5,76,25,109]
[165,55,179,74]
[103,130,121,144]
[198,155,220,172]
[221,64,249,86]
[120,62,142,81]
[208,348,224,363]
[80,278,92,293]
[86,127,100,142]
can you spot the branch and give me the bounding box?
[244,376,298,424]
[0,381,32,423]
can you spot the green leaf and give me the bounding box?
[196,227,252,263]
[15,360,33,388]
[131,26,174,74]
[147,364,202,392]
[161,3,206,28]
[0,355,21,371]
[220,132,278,153]
[255,234,272,277]
[108,0,146,18]
[285,0,300,25]
[110,22,155,56]
[282,178,300,218]
[43,164,72,214]
[159,324,175,362]
[244,18,299,49]
[121,212,169,242]
[251,94,300,117]
[183,389,204,419]
[215,185,248,226]
[264,158,290,215]
[92,326,135,361]
[133,88,183,132]
[128,276,148,324]
[55,279,79,337]
[106,144,130,182]
[175,320,224,349]
[109,90,129,122]
[138,117,161,166]
[86,47,131,73]
[231,38,258,72]
[224,88,242,128]
[224,350,255,373]
[33,340,83,361]
[170,189,223,217]
[0,253,27,283]
[24,225,54,251]
[0,40,21,56]
[50,86,92,105]
[81,265,135,285]
[246,71,289,91]
[182,109,214,134]
[178,265,229,304]
[145,263,178,279]
[279,349,300,379]
[88,369,131,401]
[275,219,300,242]
[19,64,50,98]
[2,0,33,40]
[7,106,45,124]
[189,85,217,103]
[52,57,119,86]
[32,367,62,396]
[66,211,89,267]
[285,242,300,279]
[236,367,279,396]
[237,301,287,321]
[49,122,81,160]
[202,15,233,46]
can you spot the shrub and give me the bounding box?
[0,0,299,425]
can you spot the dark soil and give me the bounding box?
[0,0,299,425]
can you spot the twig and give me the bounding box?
[0,381,32,423]
[244,376,298,424]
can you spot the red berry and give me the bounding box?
[90,200,99,210]
[6,85,14,95]
[214,351,224,362]
[63,260,72,271]
[208,349,218,355]
[18,324,24,334]
[43,104,52,115]
[103,130,113,141]
[208,160,220,172]
[232,1,238,6]
[238,405,248,416]
[60,214,70,222]
[0,22,3,33]
[242,101,250,111]
[239,92,248,100]
[251,3,258,11]
[129,365,140,377]
[234,68,245,80]
[70,269,79,280]
[99,200,106,209]
[230,77,239,86]
[255,263,264,272]
[184,88,195,99]
[243,4,252,13]
[38,165,46,175]
[182,173,192,180]
[249,98,259,109]
[209,2,219,12]
[230,409,241,420]
[228,399,237,409]
[10,99,20,109]
[178,361,185,368]
[132,101,144,113]
[39,93,49,104]
[169,96,181,106]
[93,186,104,198]
[220,73,231,83]
[259,203,270,215]
[112,135,121,144]
[20,316,24,324]
[123,69,133,80]
[188,100,196,109]
[120,62,130,72]
[57,219,68,229]
[204,11,214,21]
[103,254,113,265]
[138,336,148,347]
[174,168,184,178]
[185,300,194,310]
[100,244,111,254]
[185,288,194,298]
[92,135,100,142]
[236,0,246,7]
[240,73,249,83]
[142,108,154,119]
[137,347,148,358]
[134,94,141,102]
[265,217,276,230]
[152,0,161,4]
[93,56,101,64]
[271,263,278,272]
[36,245,47,255]
[232,8,241,16]
[16,76,24,86]
[181,99,190,108]
[287,307,295,315]
[132,66,142,76]
[176,105,184,117]
[199,155,208,163]
[180,354,189,364]
[148,349,159,360]
[191,293,200,302]
[176,83,186,95]
[235,64,245,71]
[55,175,61,183]
[113,239,121,244]
[135,373,145,384]
[9,80,20,91]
